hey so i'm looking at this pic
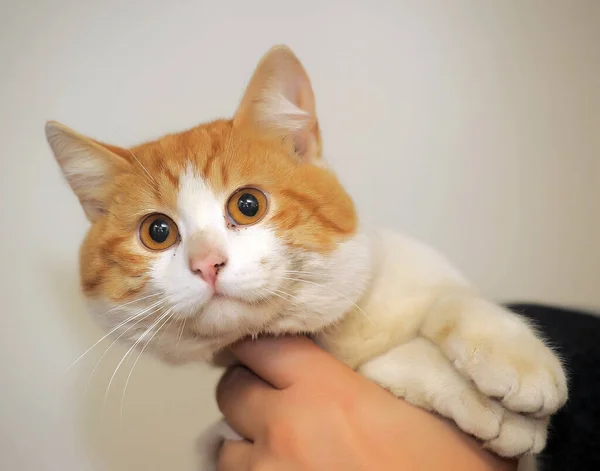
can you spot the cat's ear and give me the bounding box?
[45,121,132,222]
[234,45,321,164]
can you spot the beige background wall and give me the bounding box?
[1,1,598,470]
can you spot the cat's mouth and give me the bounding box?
[210,284,278,305]
[184,287,283,340]
[211,287,236,301]
[208,291,265,305]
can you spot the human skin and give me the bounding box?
[215,336,518,471]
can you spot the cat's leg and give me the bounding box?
[419,290,568,419]
[358,337,502,443]
[358,337,547,460]
[197,418,242,471]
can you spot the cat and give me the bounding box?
[45,45,567,471]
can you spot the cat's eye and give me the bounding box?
[139,214,180,250]
[226,187,268,226]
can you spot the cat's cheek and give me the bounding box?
[221,225,290,300]
[216,260,289,303]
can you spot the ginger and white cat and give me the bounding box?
[46,46,567,470]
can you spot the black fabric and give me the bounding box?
[506,303,600,471]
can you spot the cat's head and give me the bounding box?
[46,46,372,363]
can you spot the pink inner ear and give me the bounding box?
[292,126,314,159]
[290,74,316,117]
[233,46,321,163]
[80,197,107,220]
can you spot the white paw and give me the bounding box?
[197,419,242,471]
[450,320,568,418]
[359,339,503,443]
[442,391,504,442]
[358,337,557,459]
[398,379,506,443]
[484,410,549,457]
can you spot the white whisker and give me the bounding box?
[281,269,352,285]
[119,307,177,425]
[278,275,374,326]
[98,292,163,316]
[157,313,177,347]
[176,317,187,350]
[260,287,299,306]
[103,308,173,407]
[63,295,165,374]
[83,299,168,393]
[128,148,158,185]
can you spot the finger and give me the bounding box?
[217,365,277,439]
[218,439,253,471]
[231,335,342,389]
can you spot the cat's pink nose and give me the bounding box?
[189,253,228,287]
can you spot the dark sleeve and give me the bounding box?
[505,303,600,471]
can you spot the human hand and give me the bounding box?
[215,336,517,471]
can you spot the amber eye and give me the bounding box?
[227,187,268,226]
[139,214,179,250]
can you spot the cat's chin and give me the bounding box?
[189,294,279,340]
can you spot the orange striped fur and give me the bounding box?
[48,46,357,306]
[75,118,356,303]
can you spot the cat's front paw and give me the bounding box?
[359,339,503,444]
[484,411,548,457]
[358,337,556,459]
[451,326,567,418]
[424,298,569,418]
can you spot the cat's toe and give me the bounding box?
[446,392,504,442]
[459,336,567,417]
[484,411,548,458]
[501,367,563,417]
